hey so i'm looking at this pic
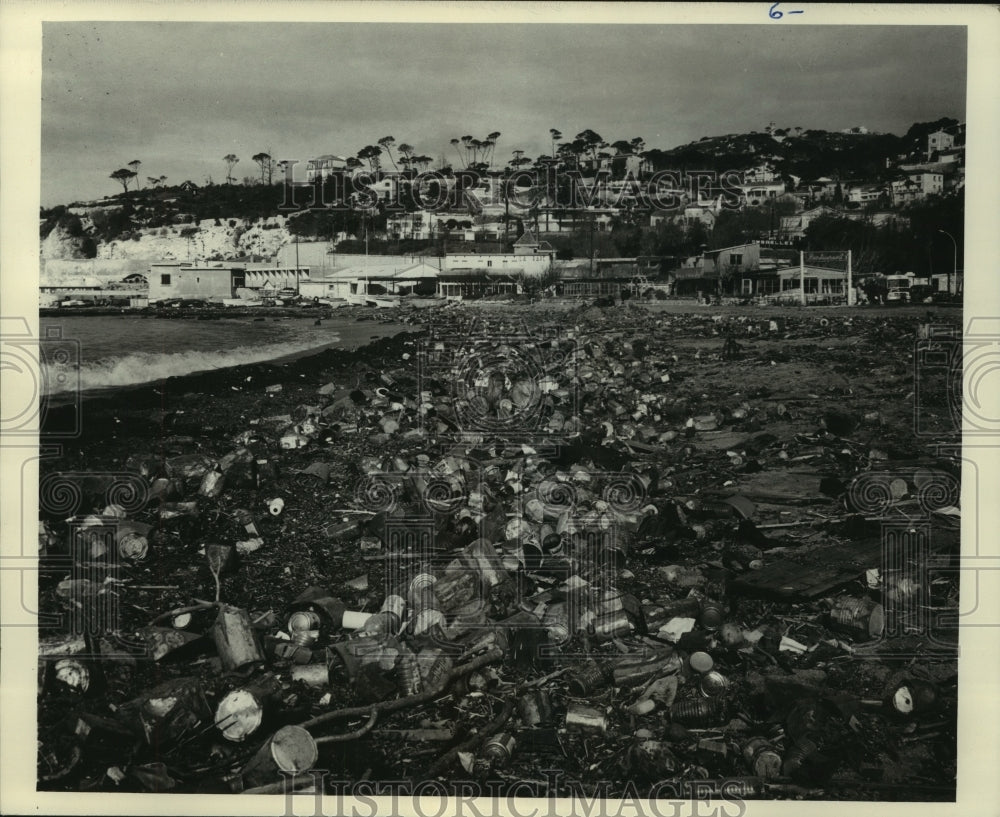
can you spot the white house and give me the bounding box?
[906,172,944,198]
[926,130,955,158]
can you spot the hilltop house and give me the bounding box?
[926,129,955,159]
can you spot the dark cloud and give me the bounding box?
[41,22,966,205]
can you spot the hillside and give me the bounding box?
[39,118,962,269]
[644,118,959,181]
[41,212,296,267]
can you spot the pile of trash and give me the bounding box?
[36,307,960,799]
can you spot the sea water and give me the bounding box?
[37,313,405,397]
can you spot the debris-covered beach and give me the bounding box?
[36,300,961,801]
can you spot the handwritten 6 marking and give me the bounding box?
[769,2,805,19]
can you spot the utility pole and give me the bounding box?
[504,172,510,250]
[846,249,853,306]
[799,250,806,306]
[937,228,956,295]
[589,213,595,277]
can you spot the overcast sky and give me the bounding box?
[40,22,966,207]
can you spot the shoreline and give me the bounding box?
[40,307,422,408]
[39,298,962,447]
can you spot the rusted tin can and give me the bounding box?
[742,737,783,779]
[215,688,265,742]
[564,703,608,734]
[118,532,149,562]
[289,662,332,688]
[286,610,322,647]
[699,670,731,698]
[698,600,726,630]
[782,735,820,779]
[566,661,613,696]
[671,698,724,727]
[593,608,632,642]
[829,596,884,640]
[481,732,516,768]
[240,725,317,790]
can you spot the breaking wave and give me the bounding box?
[43,337,339,395]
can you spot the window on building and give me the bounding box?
[730,254,743,266]
[161,274,171,285]
[742,279,753,295]
[487,260,493,267]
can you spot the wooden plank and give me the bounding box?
[730,539,883,600]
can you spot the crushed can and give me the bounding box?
[215,675,280,743]
[829,596,884,640]
[782,735,821,780]
[126,676,213,747]
[564,703,608,734]
[566,661,614,696]
[290,661,333,689]
[240,725,317,790]
[518,689,553,726]
[613,649,684,688]
[286,610,322,647]
[742,737,783,780]
[593,608,633,642]
[118,531,149,562]
[631,739,678,778]
[233,508,260,538]
[213,605,265,672]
